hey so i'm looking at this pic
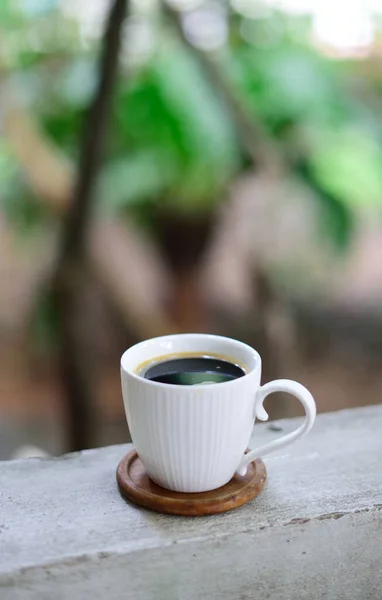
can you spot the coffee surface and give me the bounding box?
[138,353,246,385]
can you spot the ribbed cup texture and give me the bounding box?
[121,372,258,493]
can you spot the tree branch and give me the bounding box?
[3,102,176,339]
[162,3,284,176]
[60,0,128,261]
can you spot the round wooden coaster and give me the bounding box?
[116,450,267,516]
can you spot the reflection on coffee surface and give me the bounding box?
[137,353,247,385]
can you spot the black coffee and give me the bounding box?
[140,354,246,385]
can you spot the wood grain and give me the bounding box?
[116,449,267,516]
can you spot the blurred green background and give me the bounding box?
[1,0,382,458]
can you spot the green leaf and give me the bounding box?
[309,127,382,209]
[41,108,85,157]
[296,161,354,251]
[97,149,178,211]
[111,37,242,213]
[152,39,240,168]
[225,35,345,129]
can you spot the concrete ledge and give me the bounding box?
[1,405,381,600]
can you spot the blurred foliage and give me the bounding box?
[224,13,382,247]
[1,0,382,247]
[104,36,242,214]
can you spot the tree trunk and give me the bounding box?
[155,208,216,332]
[52,0,128,452]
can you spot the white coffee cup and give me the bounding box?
[121,333,316,493]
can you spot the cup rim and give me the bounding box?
[120,333,261,390]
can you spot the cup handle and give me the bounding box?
[237,379,316,476]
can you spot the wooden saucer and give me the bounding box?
[117,450,267,516]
